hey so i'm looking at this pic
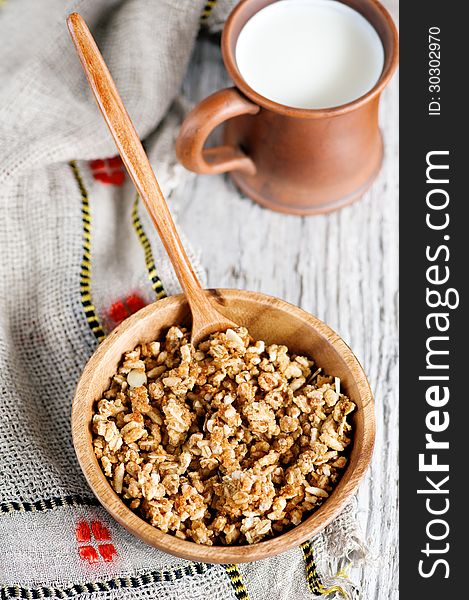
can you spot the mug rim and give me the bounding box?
[221,0,399,119]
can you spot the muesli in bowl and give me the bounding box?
[92,325,355,546]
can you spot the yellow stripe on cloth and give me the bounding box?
[224,564,250,600]
[300,541,350,599]
[69,161,106,343]
[131,195,167,300]
[200,0,218,22]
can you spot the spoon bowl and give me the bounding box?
[73,289,375,563]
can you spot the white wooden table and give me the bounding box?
[174,3,398,597]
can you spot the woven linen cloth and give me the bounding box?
[0,1,367,598]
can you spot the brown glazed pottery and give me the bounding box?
[176,0,398,215]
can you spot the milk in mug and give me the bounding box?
[235,0,385,109]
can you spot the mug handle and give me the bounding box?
[176,87,260,175]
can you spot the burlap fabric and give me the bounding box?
[0,1,367,598]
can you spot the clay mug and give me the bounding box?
[176,0,398,216]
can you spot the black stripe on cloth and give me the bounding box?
[301,541,325,594]
[200,0,218,22]
[300,541,349,598]
[69,160,106,343]
[0,495,99,514]
[131,195,167,300]
[0,565,214,598]
[224,564,250,600]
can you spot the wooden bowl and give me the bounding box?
[72,289,374,563]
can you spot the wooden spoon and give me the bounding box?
[67,12,237,346]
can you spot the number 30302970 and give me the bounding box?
[428,26,441,94]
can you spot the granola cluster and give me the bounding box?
[92,326,355,545]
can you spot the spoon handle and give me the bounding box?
[67,13,232,342]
